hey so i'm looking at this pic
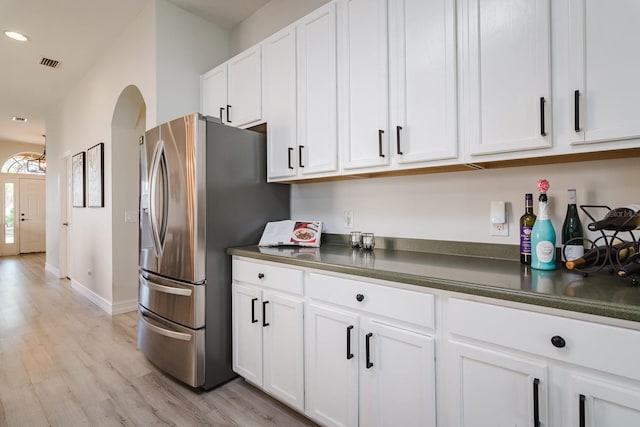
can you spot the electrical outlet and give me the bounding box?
[490,201,509,236]
[344,210,354,228]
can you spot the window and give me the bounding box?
[4,183,14,244]
[1,152,46,175]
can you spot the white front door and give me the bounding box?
[0,176,19,256]
[19,178,45,253]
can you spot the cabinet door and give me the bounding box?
[227,45,262,128]
[262,291,305,411]
[448,341,548,427]
[569,0,640,145]
[461,0,552,156]
[360,320,436,427]
[389,0,457,165]
[231,283,262,386]
[340,0,390,170]
[201,64,227,121]
[305,303,359,427]
[297,2,339,176]
[570,376,640,427]
[264,26,298,180]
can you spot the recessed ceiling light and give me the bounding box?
[12,116,28,123]
[4,30,30,42]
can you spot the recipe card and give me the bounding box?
[258,220,322,247]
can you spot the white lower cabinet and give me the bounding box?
[568,375,640,427]
[446,341,548,427]
[231,260,304,411]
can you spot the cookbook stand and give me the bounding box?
[562,205,639,283]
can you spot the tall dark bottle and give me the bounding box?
[561,189,584,262]
[587,205,640,232]
[520,193,537,265]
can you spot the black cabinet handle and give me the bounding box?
[346,325,354,360]
[551,335,566,348]
[579,394,586,427]
[258,273,264,279]
[574,90,581,132]
[287,147,294,169]
[262,301,269,327]
[378,130,385,158]
[219,107,225,122]
[251,298,258,323]
[533,378,540,427]
[356,294,364,302]
[396,126,403,155]
[226,105,232,123]
[365,332,373,369]
[540,97,546,136]
[299,145,305,168]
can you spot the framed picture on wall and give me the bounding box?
[87,142,104,208]
[72,151,85,208]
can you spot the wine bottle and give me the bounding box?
[565,242,636,270]
[618,262,640,278]
[587,205,640,232]
[531,180,557,271]
[561,189,584,262]
[520,193,537,265]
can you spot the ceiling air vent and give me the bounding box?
[12,116,27,122]
[40,57,60,68]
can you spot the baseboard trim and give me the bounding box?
[69,280,138,316]
[45,262,61,278]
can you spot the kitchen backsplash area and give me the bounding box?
[291,156,637,247]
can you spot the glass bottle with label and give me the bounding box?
[531,190,557,271]
[561,189,584,262]
[520,193,536,265]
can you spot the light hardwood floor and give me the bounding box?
[0,253,317,427]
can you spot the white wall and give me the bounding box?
[292,157,639,247]
[156,0,229,123]
[229,0,329,55]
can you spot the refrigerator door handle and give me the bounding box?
[140,275,193,297]
[140,313,192,341]
[149,140,168,257]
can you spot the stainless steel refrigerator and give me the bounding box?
[137,113,289,389]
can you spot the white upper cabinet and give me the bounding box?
[461,0,552,157]
[568,0,640,146]
[339,0,390,171]
[297,2,339,177]
[227,45,263,128]
[389,0,458,166]
[264,26,298,180]
[201,65,227,122]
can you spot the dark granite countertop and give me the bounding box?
[227,243,640,323]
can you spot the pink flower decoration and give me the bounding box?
[537,179,550,193]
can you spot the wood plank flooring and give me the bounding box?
[0,253,317,427]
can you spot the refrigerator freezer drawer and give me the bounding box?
[138,306,205,388]
[139,271,205,329]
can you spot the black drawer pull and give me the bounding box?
[378,130,385,158]
[579,394,586,427]
[540,97,546,136]
[219,107,225,122]
[533,378,540,427]
[396,126,403,155]
[262,301,269,327]
[288,147,294,169]
[251,298,258,323]
[346,325,354,360]
[258,273,264,279]
[551,335,566,348]
[574,90,581,132]
[356,294,364,302]
[226,105,232,123]
[365,332,373,369]
[299,145,305,168]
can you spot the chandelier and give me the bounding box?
[27,134,46,173]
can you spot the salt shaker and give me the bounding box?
[350,231,362,248]
[362,233,375,250]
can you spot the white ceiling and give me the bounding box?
[0,0,269,146]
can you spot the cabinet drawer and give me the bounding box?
[233,259,303,295]
[447,298,640,381]
[307,273,434,329]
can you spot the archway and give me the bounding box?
[111,85,146,311]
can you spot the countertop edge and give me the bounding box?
[227,247,640,324]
